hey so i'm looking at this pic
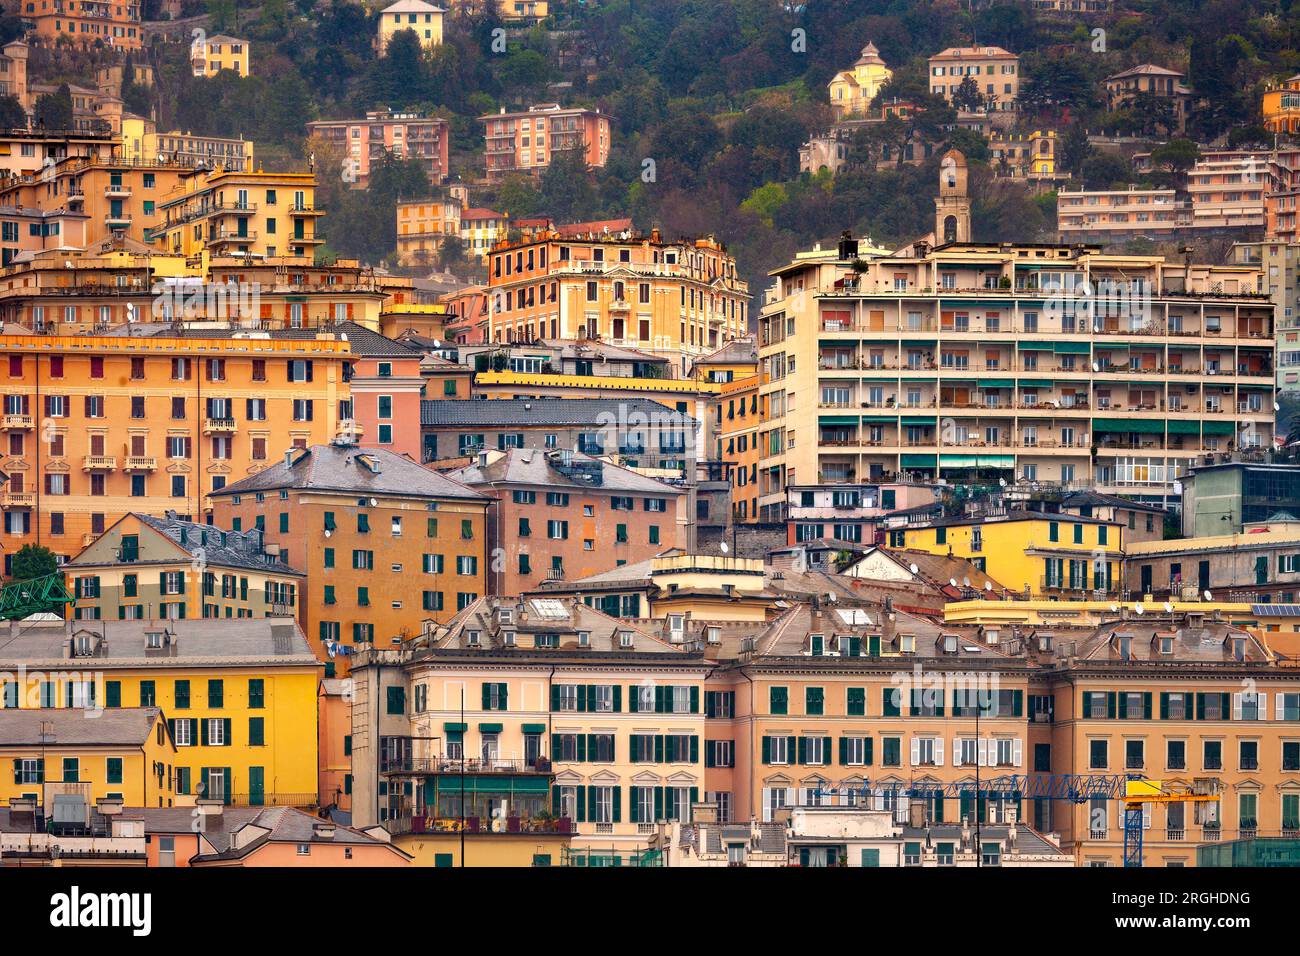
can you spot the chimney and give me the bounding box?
[312,821,336,840]
[195,798,224,824]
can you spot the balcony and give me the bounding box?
[203,417,237,435]
[387,814,575,836]
[103,183,132,197]
[1,414,34,431]
[122,456,157,472]
[223,792,317,808]
[1,492,35,508]
[81,455,117,471]
[104,213,132,227]
[210,231,256,244]
[381,756,552,776]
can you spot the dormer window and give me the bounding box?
[466,630,481,647]
[984,629,999,645]
[146,631,164,649]
[72,633,94,657]
[1233,637,1246,661]
[706,626,721,644]
[809,634,824,656]
[503,631,516,646]
[578,631,591,647]
[900,635,915,653]
[618,631,634,648]
[1159,636,1174,655]
[943,635,958,654]
[1117,636,1132,660]
[499,608,514,624]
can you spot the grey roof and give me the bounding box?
[131,806,408,859]
[107,322,417,358]
[1058,490,1166,515]
[0,707,162,747]
[420,596,684,654]
[448,448,685,495]
[68,513,304,576]
[420,398,696,428]
[0,618,318,668]
[212,443,486,501]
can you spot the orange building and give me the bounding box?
[481,104,611,180]
[448,447,685,596]
[0,331,350,569]
[210,442,491,676]
[331,322,425,461]
[307,111,449,190]
[26,0,143,50]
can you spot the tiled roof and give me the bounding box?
[448,448,685,495]
[423,596,685,654]
[67,513,304,576]
[132,806,408,859]
[0,707,162,747]
[420,397,695,427]
[0,618,317,668]
[213,443,486,501]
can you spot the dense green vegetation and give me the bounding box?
[34,0,1300,295]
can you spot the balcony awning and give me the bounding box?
[861,415,898,423]
[1055,342,1092,354]
[1017,380,1054,387]
[521,723,547,734]
[1166,420,1201,435]
[980,379,1014,388]
[1203,420,1238,435]
[819,416,859,426]
[1095,418,1164,434]
[1016,342,1056,350]
[901,454,938,467]
[444,722,468,732]
[940,454,1015,468]
[901,416,937,425]
[427,775,551,796]
[478,722,503,733]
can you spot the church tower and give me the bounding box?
[934,148,971,244]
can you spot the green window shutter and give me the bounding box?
[1196,693,1205,720]
[481,683,490,709]
[654,786,663,822]
[630,787,640,823]
[1143,693,1152,720]
[654,735,664,762]
[797,736,807,765]
[690,736,699,763]
[1012,690,1023,717]
[576,785,587,823]
[838,737,848,765]
[1160,693,1169,719]
[704,693,715,718]
[690,687,699,713]
[1106,692,1117,719]
[577,734,588,762]
[704,742,715,768]
[883,687,899,717]
[222,718,232,746]
[587,786,597,822]
[823,736,831,760]
[105,681,121,708]
[654,685,666,713]
[761,736,771,764]
[864,737,874,766]
[551,735,561,762]
[550,685,560,711]
[612,685,622,712]
[629,687,639,713]
[249,717,264,747]
[500,684,508,710]
[612,787,621,823]
[199,718,209,746]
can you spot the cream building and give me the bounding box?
[378,0,445,54]
[827,43,892,120]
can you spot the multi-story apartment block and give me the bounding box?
[1057,186,1187,243]
[1103,64,1191,133]
[481,104,611,180]
[0,40,30,112]
[0,156,188,248]
[395,198,461,266]
[307,112,449,189]
[1231,238,1300,389]
[448,447,685,594]
[348,597,712,855]
[786,482,940,545]
[1180,461,1300,537]
[65,512,304,622]
[119,117,254,172]
[0,126,117,179]
[484,226,749,367]
[191,34,251,77]
[758,223,1274,519]
[1126,523,1300,602]
[25,0,143,50]
[0,330,350,567]
[1187,152,1268,234]
[928,46,1019,110]
[827,43,892,120]
[330,322,424,460]
[0,615,321,809]
[210,441,491,673]
[377,0,444,54]
[154,168,323,260]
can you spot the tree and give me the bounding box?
[33,84,73,131]
[10,544,57,582]
[436,234,467,272]
[1058,123,1091,178]
[1149,138,1199,174]
[951,76,985,113]
[1081,152,1131,189]
[0,94,25,130]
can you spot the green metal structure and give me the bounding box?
[0,573,72,621]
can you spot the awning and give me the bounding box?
[443,722,468,732]
[819,416,859,426]
[901,454,938,467]
[478,722,503,733]
[1017,342,1056,350]
[1166,420,1201,435]
[940,454,1015,468]
[901,339,937,347]
[861,415,898,423]
[1054,342,1092,354]
[1095,418,1164,434]
[1017,380,1054,387]
[521,723,547,734]
[427,776,550,796]
[980,379,1014,388]
[1203,420,1237,435]
[901,416,937,425]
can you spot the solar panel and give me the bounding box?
[530,599,569,620]
[835,608,873,625]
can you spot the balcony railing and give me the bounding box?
[203,417,237,434]
[387,814,575,836]
[81,455,117,471]
[122,456,157,471]
[1,492,35,508]
[381,756,552,775]
[1,414,34,430]
[222,792,317,808]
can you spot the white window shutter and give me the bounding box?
[1257,693,1268,720]
[1277,694,1287,721]
[1013,739,1023,767]
[977,738,988,766]
[1232,693,1243,721]
[785,787,794,809]
[910,737,920,766]
[934,738,944,767]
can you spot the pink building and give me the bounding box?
[335,321,427,461]
[480,103,612,180]
[307,110,450,188]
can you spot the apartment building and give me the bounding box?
[395,198,461,266]
[210,442,491,674]
[119,117,254,172]
[786,482,940,546]
[988,128,1057,182]
[1058,186,1186,243]
[65,512,304,622]
[348,597,712,854]
[0,707,174,809]
[1103,65,1191,133]
[757,229,1274,520]
[827,43,892,120]
[191,34,251,77]
[0,126,117,179]
[1181,461,1300,536]
[1187,152,1268,233]
[377,0,444,54]
[325,322,425,460]
[481,104,611,180]
[928,46,1019,110]
[1125,524,1300,602]
[26,0,143,50]
[484,226,749,367]
[1263,73,1300,135]
[0,615,322,808]
[0,155,188,248]
[882,511,1125,597]
[154,168,323,260]
[448,447,685,594]
[0,330,350,567]
[0,40,30,112]
[307,112,450,189]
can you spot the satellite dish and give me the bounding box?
[998,477,1006,487]
[949,578,957,587]
[1204,590,1213,601]
[369,498,378,507]
[1110,603,1119,612]
[1134,603,1145,615]
[1163,602,1173,613]
[719,542,729,554]
[984,581,992,591]
[64,260,73,270]
[909,563,919,575]
[433,339,442,349]
[1276,402,1282,412]
[324,529,331,538]
[1091,361,1100,373]
[962,576,970,587]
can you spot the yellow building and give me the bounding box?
[394,830,571,867]
[0,617,322,808]
[120,117,254,172]
[0,707,176,810]
[883,512,1124,598]
[191,34,251,77]
[65,512,304,622]
[396,199,461,267]
[943,597,1258,628]
[154,168,324,261]
[378,0,444,54]
[1264,74,1300,135]
[828,42,892,119]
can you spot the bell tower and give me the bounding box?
[935,148,971,244]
